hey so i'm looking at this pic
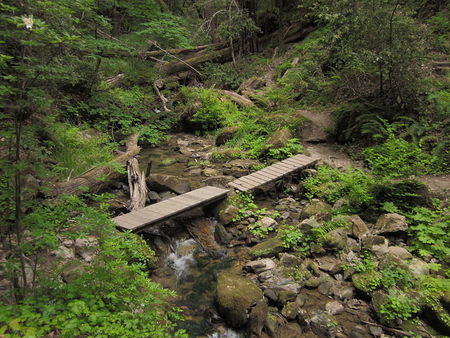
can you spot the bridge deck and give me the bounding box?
[113,186,229,231]
[227,154,319,192]
[113,154,319,232]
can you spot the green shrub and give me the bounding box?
[379,292,420,322]
[311,216,349,244]
[406,205,450,261]
[267,138,303,160]
[1,196,185,337]
[277,225,304,249]
[361,136,438,178]
[180,87,239,132]
[46,122,116,179]
[66,86,172,145]
[303,166,375,212]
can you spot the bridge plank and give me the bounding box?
[113,186,229,231]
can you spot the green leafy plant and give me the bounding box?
[1,195,186,337]
[362,136,438,178]
[267,138,304,160]
[303,165,375,212]
[406,205,450,260]
[311,216,349,244]
[277,225,304,249]
[379,291,420,322]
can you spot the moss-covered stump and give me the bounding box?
[249,236,285,259]
[215,272,267,334]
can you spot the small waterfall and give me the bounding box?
[207,328,242,338]
[166,238,198,281]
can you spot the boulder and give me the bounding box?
[74,237,98,262]
[218,204,239,225]
[249,237,285,259]
[361,235,389,257]
[215,272,267,332]
[298,217,322,234]
[204,175,234,188]
[216,126,240,146]
[409,258,430,277]
[245,258,277,274]
[316,256,343,274]
[372,213,408,235]
[323,228,348,250]
[259,217,278,229]
[203,168,219,177]
[279,253,302,268]
[300,199,332,220]
[352,271,382,295]
[51,246,75,260]
[309,310,340,338]
[281,294,306,320]
[266,128,293,149]
[349,215,369,239]
[326,301,344,315]
[276,322,303,338]
[387,246,413,260]
[215,223,233,245]
[147,174,191,194]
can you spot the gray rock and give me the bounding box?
[279,253,302,268]
[215,223,233,245]
[74,237,98,262]
[148,190,161,202]
[387,246,413,260]
[298,217,322,234]
[373,213,408,234]
[218,204,239,225]
[245,258,277,274]
[300,199,332,220]
[281,294,306,320]
[310,310,340,338]
[203,168,219,177]
[259,216,278,229]
[51,246,75,260]
[204,175,235,188]
[277,322,303,338]
[159,191,177,200]
[361,235,389,257]
[316,256,343,274]
[147,174,191,194]
[215,272,267,332]
[324,228,348,250]
[409,258,430,276]
[326,301,344,315]
[349,215,369,239]
[249,236,285,259]
[369,325,384,337]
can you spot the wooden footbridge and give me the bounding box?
[113,154,318,232]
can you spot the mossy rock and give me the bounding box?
[352,270,383,295]
[249,236,285,259]
[215,272,267,330]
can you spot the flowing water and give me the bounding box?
[154,236,243,337]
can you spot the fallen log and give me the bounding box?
[220,90,255,107]
[142,42,225,58]
[159,47,232,75]
[52,134,140,196]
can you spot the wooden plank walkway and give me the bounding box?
[227,154,319,192]
[113,186,229,232]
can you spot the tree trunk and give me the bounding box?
[159,47,232,74]
[52,134,140,196]
[127,157,147,211]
